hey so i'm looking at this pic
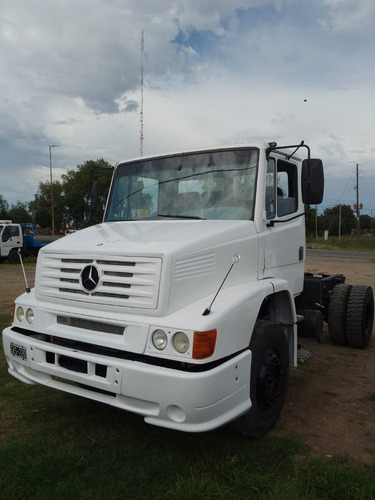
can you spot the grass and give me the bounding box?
[306,235,375,252]
[1,310,375,499]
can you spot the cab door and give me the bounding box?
[1,224,22,257]
[262,157,305,296]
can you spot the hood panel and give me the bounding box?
[37,220,259,315]
[46,220,255,256]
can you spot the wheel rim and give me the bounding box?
[257,349,284,408]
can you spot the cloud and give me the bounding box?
[319,0,375,33]
[0,0,374,213]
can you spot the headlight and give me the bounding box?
[172,332,189,354]
[26,308,34,324]
[16,306,25,322]
[152,329,168,350]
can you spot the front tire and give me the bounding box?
[229,319,289,438]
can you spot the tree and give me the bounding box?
[24,159,112,230]
[320,204,356,236]
[61,159,113,228]
[8,201,32,222]
[360,214,373,235]
[0,194,9,219]
[29,180,64,231]
[305,206,318,236]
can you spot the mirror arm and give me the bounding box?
[266,141,310,161]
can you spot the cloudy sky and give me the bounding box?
[1,0,375,216]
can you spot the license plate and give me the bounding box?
[10,342,27,361]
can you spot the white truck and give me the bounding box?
[2,141,374,437]
[0,221,48,263]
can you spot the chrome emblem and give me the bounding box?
[80,264,100,292]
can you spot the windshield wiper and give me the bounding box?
[158,214,205,220]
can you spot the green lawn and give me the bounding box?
[306,235,375,252]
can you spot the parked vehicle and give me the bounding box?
[0,221,49,263]
[2,141,373,437]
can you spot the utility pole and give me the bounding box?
[356,163,360,236]
[140,30,144,156]
[49,145,58,236]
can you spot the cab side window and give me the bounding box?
[277,160,297,216]
[266,158,297,219]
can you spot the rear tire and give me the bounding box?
[229,319,289,438]
[328,284,352,345]
[346,285,374,348]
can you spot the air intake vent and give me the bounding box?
[174,252,216,280]
[57,316,125,335]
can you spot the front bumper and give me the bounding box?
[2,327,251,432]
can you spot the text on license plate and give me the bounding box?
[10,342,27,361]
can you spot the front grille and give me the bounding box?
[37,254,162,309]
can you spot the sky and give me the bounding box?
[1,0,375,216]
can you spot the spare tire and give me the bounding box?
[346,285,374,348]
[328,283,352,345]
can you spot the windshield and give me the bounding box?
[105,148,258,221]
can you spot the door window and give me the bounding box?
[2,225,20,242]
[266,159,297,219]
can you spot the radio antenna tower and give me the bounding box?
[140,30,144,156]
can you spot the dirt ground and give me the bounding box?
[1,253,375,463]
[274,252,375,463]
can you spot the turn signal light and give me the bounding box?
[192,330,217,359]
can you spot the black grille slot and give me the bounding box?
[61,259,93,264]
[104,271,133,278]
[97,260,135,267]
[60,268,81,274]
[93,292,129,299]
[58,355,88,373]
[57,316,124,335]
[102,282,131,288]
[46,351,55,364]
[59,288,85,295]
[95,364,107,378]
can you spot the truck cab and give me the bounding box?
[0,221,22,263]
[2,142,331,436]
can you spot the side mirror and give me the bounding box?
[302,158,324,205]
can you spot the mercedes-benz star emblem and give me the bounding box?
[80,264,100,292]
